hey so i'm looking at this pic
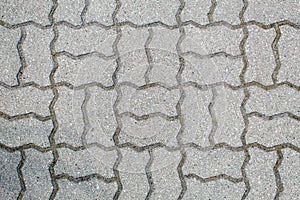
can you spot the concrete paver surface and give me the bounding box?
[0,0,299,199]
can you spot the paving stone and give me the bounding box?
[55,55,116,87]
[22,26,54,86]
[182,25,243,56]
[117,0,180,25]
[149,27,179,53]
[183,178,244,199]
[0,118,52,148]
[182,86,212,146]
[86,86,117,147]
[0,86,53,116]
[54,0,85,25]
[118,148,149,199]
[119,115,180,147]
[183,147,244,178]
[56,179,117,200]
[0,149,21,200]
[118,85,180,116]
[54,87,85,146]
[148,50,180,87]
[0,0,52,25]
[214,86,244,147]
[246,85,300,116]
[245,25,276,85]
[245,0,300,24]
[280,149,300,199]
[246,148,277,199]
[23,149,53,200]
[0,27,20,86]
[85,0,116,25]
[277,26,300,86]
[150,148,182,200]
[55,147,116,178]
[181,0,211,24]
[118,27,149,86]
[182,54,243,86]
[214,0,243,25]
[56,26,117,56]
[247,116,300,147]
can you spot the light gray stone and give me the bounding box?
[118,0,180,25]
[86,86,117,147]
[22,26,54,86]
[183,178,244,199]
[0,27,20,86]
[245,0,300,24]
[85,0,116,25]
[247,116,300,147]
[182,86,212,146]
[56,179,117,200]
[0,86,53,116]
[54,87,85,146]
[149,27,179,53]
[0,118,52,148]
[0,0,52,25]
[23,149,53,200]
[277,26,300,86]
[54,0,85,25]
[119,115,180,147]
[214,0,243,25]
[246,85,300,116]
[118,85,180,116]
[245,25,276,85]
[183,147,244,178]
[246,148,277,199]
[0,149,21,200]
[181,0,211,24]
[280,149,300,199]
[56,146,117,178]
[182,25,243,56]
[56,26,117,56]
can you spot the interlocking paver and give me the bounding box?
[0,118,52,147]
[0,27,20,86]
[22,149,53,200]
[246,85,300,116]
[245,0,300,24]
[118,85,180,116]
[55,147,116,178]
[0,86,53,116]
[54,87,85,146]
[0,0,52,25]
[118,0,180,25]
[245,25,276,85]
[56,179,117,200]
[246,148,277,199]
[56,26,117,56]
[247,116,300,147]
[0,149,21,200]
[182,25,243,55]
[279,149,300,199]
[85,0,116,25]
[183,147,244,178]
[22,26,54,86]
[54,0,85,25]
[214,0,243,25]
[183,179,244,199]
[181,0,211,24]
[277,26,300,86]
[118,148,149,199]
[182,86,212,146]
[119,115,180,146]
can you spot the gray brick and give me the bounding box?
[23,149,53,200]
[181,0,211,24]
[85,0,116,25]
[214,0,243,25]
[0,27,20,86]
[54,0,85,25]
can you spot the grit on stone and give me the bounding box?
[0,0,299,199]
